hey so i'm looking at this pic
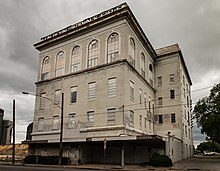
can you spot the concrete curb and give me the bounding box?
[0,163,172,171]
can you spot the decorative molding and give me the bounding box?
[40,3,127,42]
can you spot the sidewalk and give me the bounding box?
[0,162,173,171]
[68,164,171,170]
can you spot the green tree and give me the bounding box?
[194,83,220,143]
[197,141,220,152]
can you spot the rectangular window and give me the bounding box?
[130,81,134,101]
[145,118,147,129]
[188,112,190,126]
[87,111,94,123]
[108,78,116,97]
[130,110,134,126]
[70,86,77,103]
[185,125,187,137]
[139,115,142,128]
[170,90,175,99]
[40,93,46,109]
[159,115,163,124]
[68,113,76,128]
[188,128,190,139]
[186,83,188,93]
[144,93,147,108]
[183,88,186,98]
[148,96,151,111]
[38,117,44,131]
[88,82,96,100]
[52,115,59,129]
[157,76,162,87]
[171,113,176,123]
[183,76,185,86]
[107,108,116,124]
[158,97,162,107]
[54,90,61,105]
[170,74,174,83]
[152,104,155,114]
[139,88,142,104]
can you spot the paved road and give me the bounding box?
[173,156,220,171]
[1,156,220,171]
[0,165,91,171]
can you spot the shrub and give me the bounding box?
[149,153,173,167]
[24,155,69,165]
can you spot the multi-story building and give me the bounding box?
[29,3,193,164]
[0,108,13,145]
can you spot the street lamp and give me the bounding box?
[22,91,64,165]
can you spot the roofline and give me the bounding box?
[156,46,192,86]
[33,3,157,59]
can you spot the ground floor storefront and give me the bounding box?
[28,135,165,165]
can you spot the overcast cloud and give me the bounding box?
[0,0,219,144]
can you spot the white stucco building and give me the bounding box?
[28,3,193,164]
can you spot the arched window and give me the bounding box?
[129,37,135,67]
[107,33,119,63]
[88,39,99,68]
[140,53,145,78]
[71,46,81,72]
[41,56,50,80]
[43,56,50,65]
[55,51,65,77]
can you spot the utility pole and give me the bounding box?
[58,93,64,165]
[12,99,15,165]
[22,91,64,165]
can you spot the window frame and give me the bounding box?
[170,90,175,99]
[87,111,95,123]
[107,32,119,63]
[171,113,176,123]
[52,115,59,130]
[70,86,77,103]
[130,110,134,127]
[71,45,81,72]
[55,51,65,77]
[38,117,44,131]
[88,39,99,68]
[158,97,163,107]
[139,115,142,128]
[140,53,145,78]
[157,76,162,87]
[159,115,163,124]
[128,37,135,67]
[54,89,61,105]
[130,81,134,101]
[108,77,116,97]
[107,108,116,124]
[88,82,96,100]
[170,74,174,83]
[40,93,46,109]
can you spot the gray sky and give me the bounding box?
[0,0,219,145]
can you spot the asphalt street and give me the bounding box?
[0,165,91,171]
[173,156,220,171]
[1,156,220,171]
